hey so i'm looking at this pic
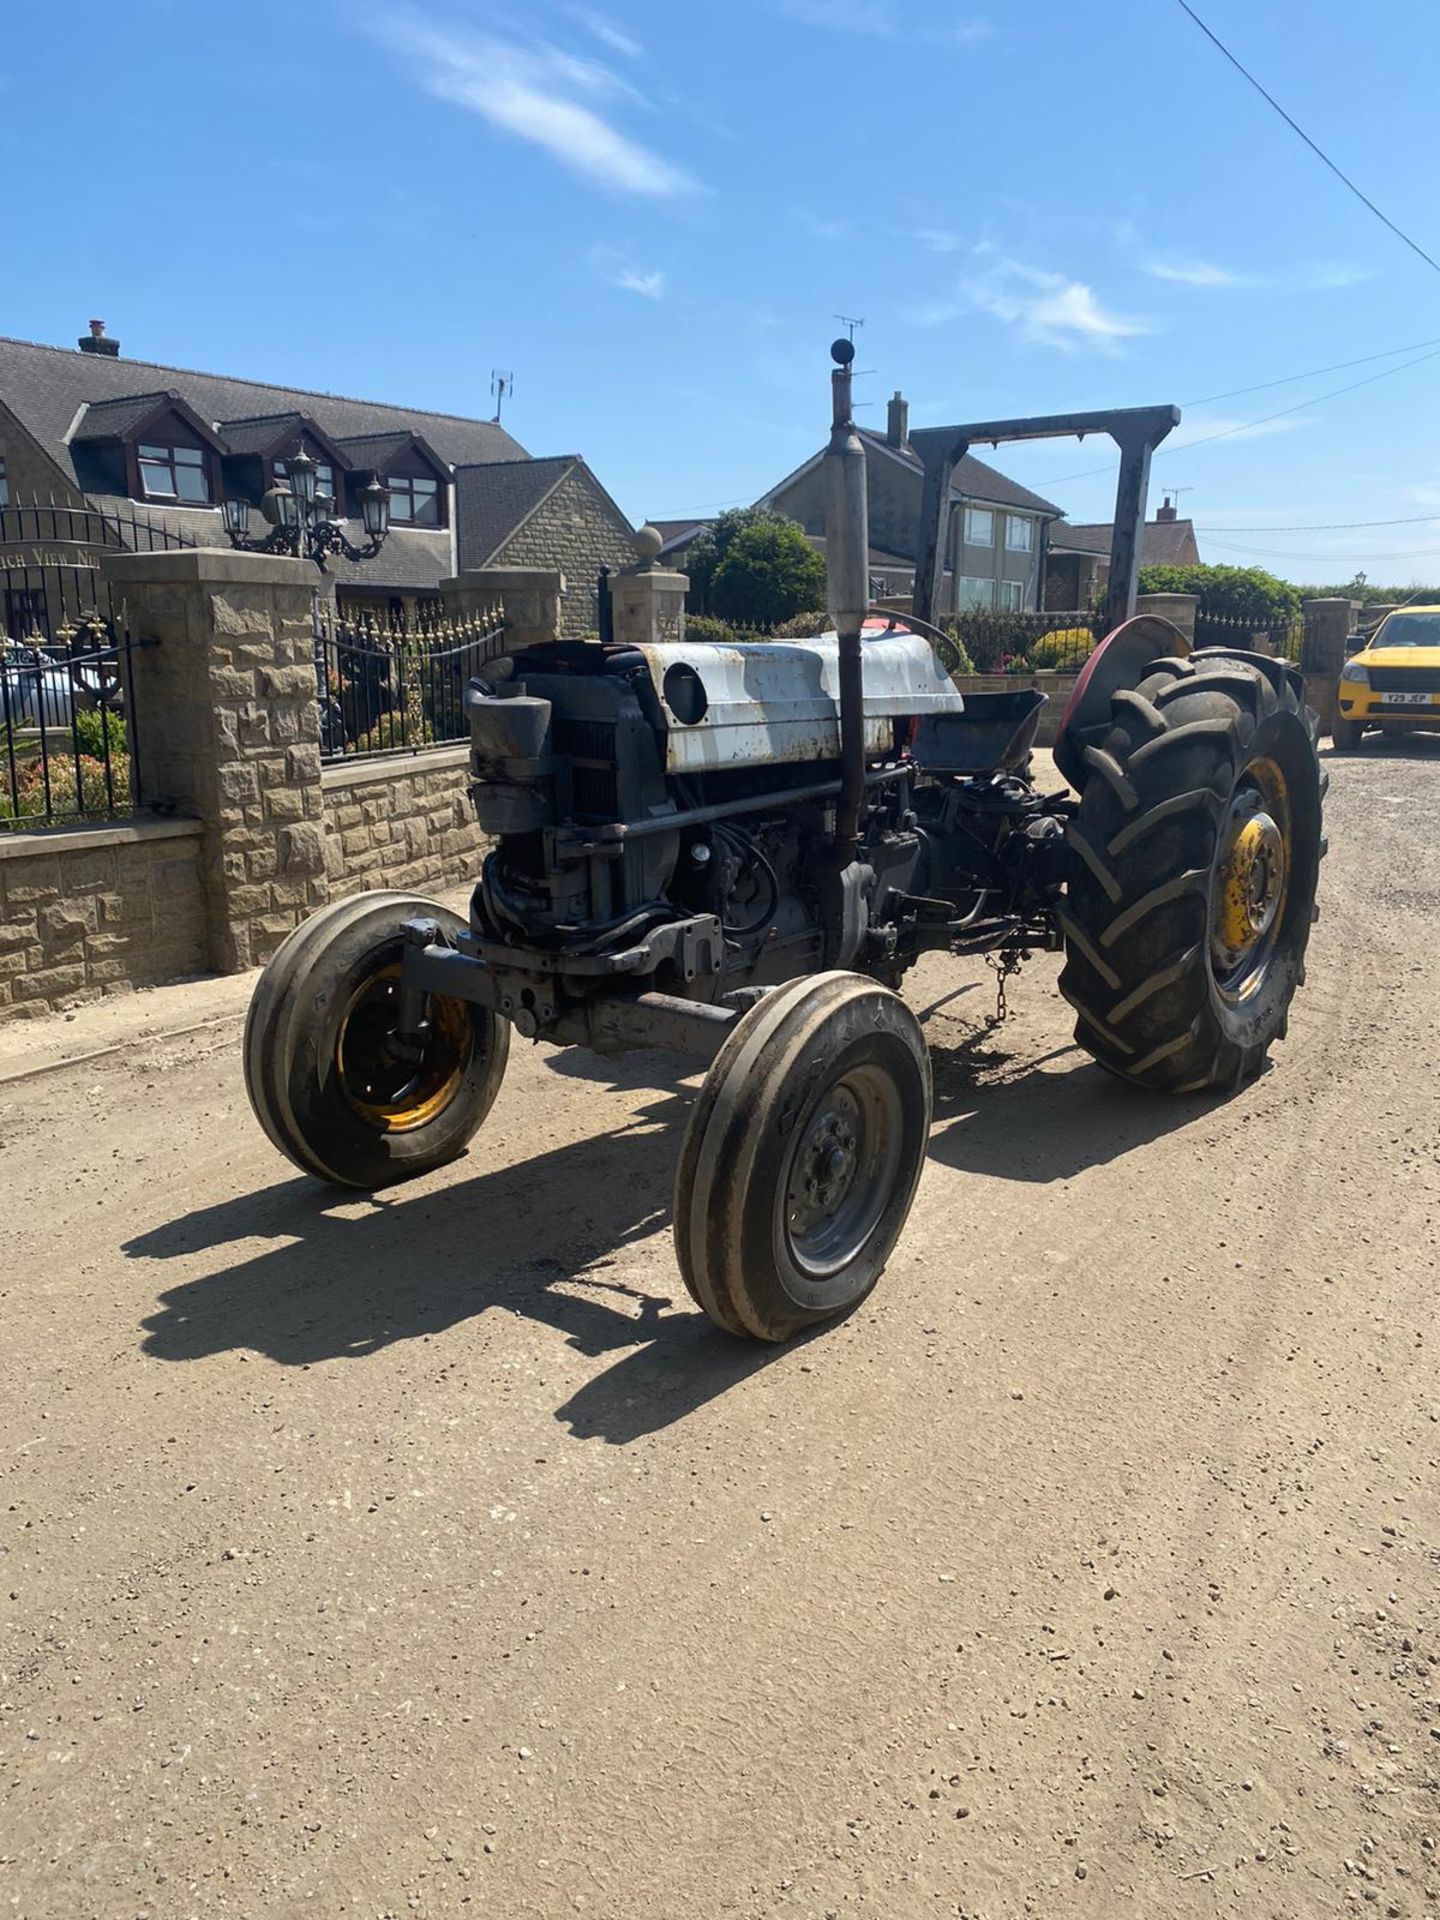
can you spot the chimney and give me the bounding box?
[1156,493,1178,523]
[78,318,119,358]
[886,389,909,449]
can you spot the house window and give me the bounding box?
[387,474,441,526]
[138,443,211,504]
[274,457,335,501]
[998,579,1023,611]
[4,585,47,639]
[958,575,996,609]
[964,507,994,546]
[1005,515,1033,553]
[0,458,8,509]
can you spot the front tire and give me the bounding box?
[673,973,932,1341]
[244,892,509,1188]
[1331,712,1364,749]
[1059,650,1325,1093]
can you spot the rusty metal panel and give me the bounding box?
[635,631,964,774]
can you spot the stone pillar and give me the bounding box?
[611,568,689,646]
[100,548,329,973]
[1300,597,1358,732]
[1134,591,1199,642]
[605,525,689,646]
[439,567,565,650]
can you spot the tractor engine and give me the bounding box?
[463,630,977,1021]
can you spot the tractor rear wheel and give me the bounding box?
[1059,649,1325,1093]
[674,973,931,1341]
[244,892,509,1188]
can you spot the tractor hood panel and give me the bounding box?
[635,633,963,773]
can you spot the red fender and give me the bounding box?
[1052,614,1190,789]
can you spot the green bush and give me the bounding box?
[0,751,131,827]
[1029,627,1096,670]
[768,609,831,638]
[683,613,745,645]
[710,522,828,629]
[1138,562,1298,627]
[71,707,128,758]
[685,508,826,624]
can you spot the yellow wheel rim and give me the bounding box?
[336,962,474,1133]
[1209,757,1290,1004]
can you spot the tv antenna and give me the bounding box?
[490,369,515,424]
[1162,485,1193,512]
[834,313,865,344]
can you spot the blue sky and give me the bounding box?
[6,0,1440,582]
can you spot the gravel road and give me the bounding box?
[2,738,1438,1920]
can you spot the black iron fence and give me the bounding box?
[315,605,509,761]
[1,609,145,829]
[0,502,196,649]
[1193,606,1310,663]
[943,608,1102,674]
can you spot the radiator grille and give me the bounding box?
[1369,665,1440,693]
[554,718,619,819]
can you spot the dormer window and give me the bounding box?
[138,442,211,504]
[387,474,440,526]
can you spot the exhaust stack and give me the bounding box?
[822,337,870,863]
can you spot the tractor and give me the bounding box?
[245,343,1325,1342]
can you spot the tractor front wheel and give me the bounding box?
[244,892,509,1188]
[674,973,931,1341]
[1059,650,1325,1093]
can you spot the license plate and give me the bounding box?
[1380,691,1436,707]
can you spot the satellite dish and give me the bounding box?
[830,337,856,367]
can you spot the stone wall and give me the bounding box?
[492,467,634,636]
[0,817,205,1017]
[322,746,486,900]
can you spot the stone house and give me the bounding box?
[1044,499,1202,610]
[0,323,532,629]
[454,455,634,636]
[658,390,1064,615]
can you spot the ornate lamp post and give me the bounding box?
[223,449,391,570]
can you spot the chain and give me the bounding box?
[985,948,1024,1024]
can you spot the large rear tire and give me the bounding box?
[244,892,509,1188]
[1059,650,1325,1093]
[674,973,931,1341]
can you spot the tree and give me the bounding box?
[1137,561,1299,627]
[707,521,827,630]
[685,507,826,626]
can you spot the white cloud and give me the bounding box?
[562,5,642,59]
[781,1,990,42]
[915,227,963,253]
[591,247,666,297]
[1144,255,1366,292]
[374,14,697,198]
[927,257,1149,351]
[1145,256,1251,287]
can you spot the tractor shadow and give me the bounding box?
[127,1065,794,1445]
[921,1013,1233,1184]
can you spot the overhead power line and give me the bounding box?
[1175,0,1440,278]
[1033,344,1440,487]
[1200,514,1440,533]
[1185,334,1440,408]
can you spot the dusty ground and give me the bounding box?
[2,738,1439,1920]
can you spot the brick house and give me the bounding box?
[658,390,1064,614]
[1044,498,1202,610]
[453,455,635,636]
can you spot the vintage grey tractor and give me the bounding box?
[245,344,1325,1342]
